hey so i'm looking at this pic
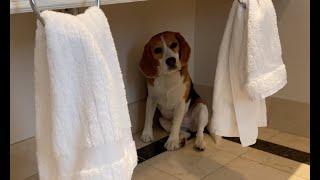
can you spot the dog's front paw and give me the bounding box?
[208,130,223,144]
[140,131,154,143]
[194,135,206,151]
[164,136,180,151]
[214,135,223,144]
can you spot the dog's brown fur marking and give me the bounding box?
[141,31,205,107]
[180,66,191,102]
[139,36,161,78]
[147,78,155,86]
[175,33,191,67]
[140,31,191,78]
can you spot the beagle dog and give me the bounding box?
[139,31,209,151]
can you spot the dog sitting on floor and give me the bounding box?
[138,31,210,151]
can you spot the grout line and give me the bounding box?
[200,154,244,180]
[239,155,309,180]
[150,166,184,180]
[138,132,309,180]
[140,134,242,180]
[203,145,255,179]
[24,173,38,180]
[19,129,309,180]
[199,165,227,180]
[223,137,310,164]
[11,136,35,146]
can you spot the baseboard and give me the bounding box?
[267,97,310,138]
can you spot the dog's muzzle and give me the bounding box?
[166,57,177,69]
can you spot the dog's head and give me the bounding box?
[139,31,191,78]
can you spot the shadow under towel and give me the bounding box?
[34,7,137,180]
[209,0,287,147]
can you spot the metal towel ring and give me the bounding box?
[29,0,101,26]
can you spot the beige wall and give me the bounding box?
[194,0,310,104]
[272,0,310,104]
[10,0,310,144]
[10,13,37,145]
[193,0,309,137]
[103,0,196,102]
[10,0,196,144]
[194,0,232,86]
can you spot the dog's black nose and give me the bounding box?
[166,57,176,67]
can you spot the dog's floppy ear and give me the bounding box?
[139,42,159,78]
[175,32,191,67]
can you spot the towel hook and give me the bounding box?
[29,0,101,26]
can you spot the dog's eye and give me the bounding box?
[170,42,178,49]
[154,47,163,54]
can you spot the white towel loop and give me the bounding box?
[29,0,101,26]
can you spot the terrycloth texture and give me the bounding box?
[34,7,137,180]
[245,0,287,100]
[209,0,287,146]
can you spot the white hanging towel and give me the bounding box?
[209,0,287,146]
[34,7,137,180]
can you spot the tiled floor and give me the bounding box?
[132,127,310,180]
[133,125,169,149]
[22,127,310,180]
[10,138,38,180]
[267,133,310,153]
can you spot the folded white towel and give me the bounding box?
[245,0,287,100]
[34,7,137,180]
[209,0,287,146]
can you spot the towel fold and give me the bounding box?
[34,7,137,180]
[209,0,287,146]
[245,0,287,100]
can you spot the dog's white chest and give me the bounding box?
[148,72,186,118]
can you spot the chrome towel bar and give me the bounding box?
[29,0,101,26]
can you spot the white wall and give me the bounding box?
[10,0,196,144]
[193,0,310,104]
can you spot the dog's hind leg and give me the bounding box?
[192,103,209,151]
